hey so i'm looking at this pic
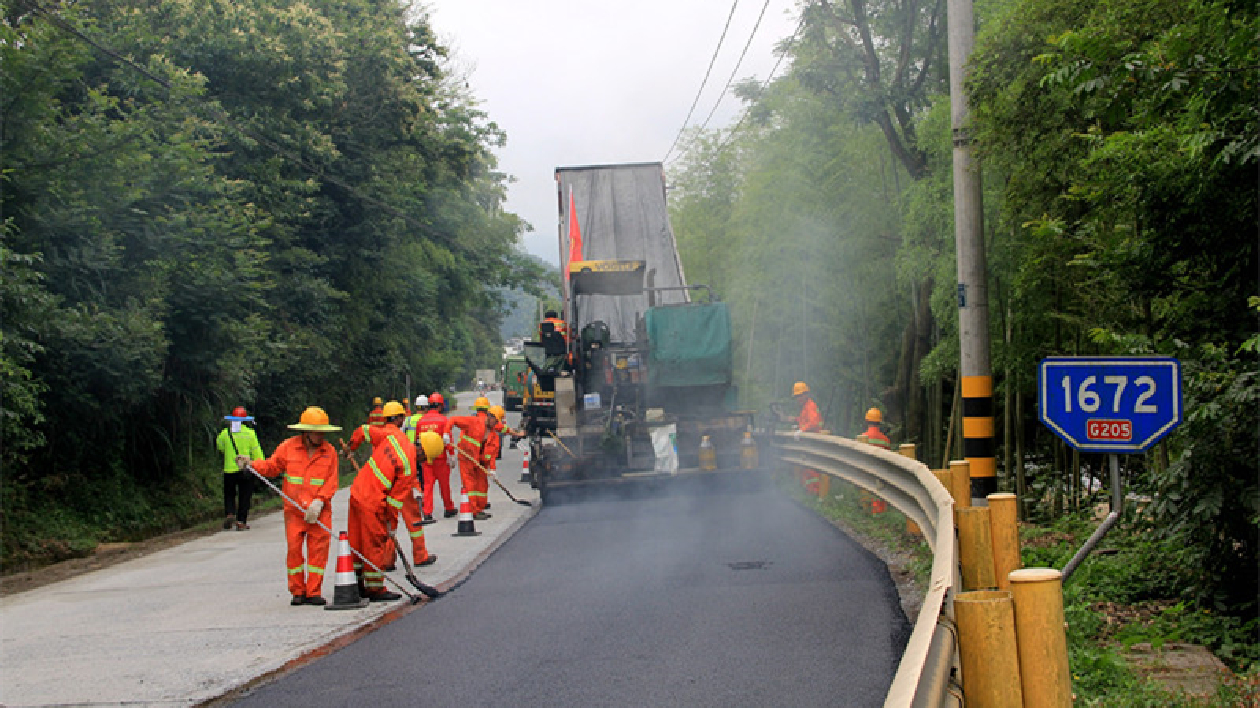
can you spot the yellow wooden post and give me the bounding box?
[949,459,972,509]
[956,506,997,590]
[988,492,1022,591]
[1009,568,1073,708]
[955,590,1024,707]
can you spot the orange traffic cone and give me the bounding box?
[453,489,480,537]
[519,445,531,484]
[325,531,369,610]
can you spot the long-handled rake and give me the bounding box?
[456,448,533,507]
[245,465,441,602]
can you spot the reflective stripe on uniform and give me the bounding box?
[461,434,480,446]
[408,528,424,539]
[288,566,303,576]
[369,458,392,490]
[387,436,412,477]
[286,475,304,485]
[307,564,325,576]
[387,497,403,509]
[309,478,324,486]
[468,491,487,498]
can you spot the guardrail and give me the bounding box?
[771,431,962,708]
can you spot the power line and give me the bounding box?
[661,0,742,164]
[678,0,774,156]
[17,0,455,250]
[702,11,807,162]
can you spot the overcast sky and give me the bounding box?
[424,1,801,266]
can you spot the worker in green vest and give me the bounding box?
[216,407,264,531]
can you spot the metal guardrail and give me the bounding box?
[772,431,963,708]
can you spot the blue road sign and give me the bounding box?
[1038,357,1182,453]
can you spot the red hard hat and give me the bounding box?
[232,406,248,418]
[428,393,444,407]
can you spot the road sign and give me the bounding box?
[1038,357,1182,453]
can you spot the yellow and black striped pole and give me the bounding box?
[962,374,997,502]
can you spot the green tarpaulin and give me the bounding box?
[645,303,732,387]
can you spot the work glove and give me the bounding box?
[304,499,325,524]
[236,455,252,471]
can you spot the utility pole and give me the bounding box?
[948,0,996,504]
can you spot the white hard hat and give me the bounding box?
[415,395,429,407]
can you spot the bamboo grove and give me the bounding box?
[1,0,549,565]
[666,0,1257,614]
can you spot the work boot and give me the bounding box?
[290,595,305,606]
[443,509,458,518]
[473,511,491,521]
[304,596,327,606]
[418,554,438,566]
[367,590,402,602]
[421,515,436,525]
[235,521,249,531]
[485,502,492,509]
[224,515,234,530]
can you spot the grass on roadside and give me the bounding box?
[778,472,1259,707]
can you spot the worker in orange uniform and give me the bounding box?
[416,393,457,522]
[540,310,568,344]
[346,401,424,602]
[861,407,892,449]
[780,382,824,493]
[449,396,492,519]
[241,407,341,606]
[481,405,526,508]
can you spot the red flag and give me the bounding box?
[567,186,583,268]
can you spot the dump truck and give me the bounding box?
[520,162,765,501]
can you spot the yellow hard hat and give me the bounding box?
[382,400,407,418]
[489,405,505,420]
[419,431,444,462]
[288,406,342,432]
[865,407,883,423]
[473,396,490,411]
[792,381,810,396]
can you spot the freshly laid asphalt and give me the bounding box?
[0,390,537,708]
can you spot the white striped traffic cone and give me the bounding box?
[453,489,480,537]
[519,445,531,484]
[325,531,369,610]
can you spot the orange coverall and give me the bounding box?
[862,424,891,449]
[347,424,427,595]
[251,436,340,598]
[796,397,824,492]
[449,411,490,513]
[417,409,457,516]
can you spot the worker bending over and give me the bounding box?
[346,401,426,602]
[242,407,341,606]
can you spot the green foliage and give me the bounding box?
[0,0,531,566]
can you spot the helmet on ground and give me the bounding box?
[428,393,444,408]
[382,401,407,418]
[792,381,810,396]
[225,406,254,422]
[473,396,490,411]
[865,407,883,423]
[489,405,505,420]
[415,394,429,408]
[419,431,444,462]
[372,396,383,407]
[288,407,341,432]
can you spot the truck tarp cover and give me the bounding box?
[558,163,688,343]
[645,303,732,387]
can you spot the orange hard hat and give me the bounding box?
[865,407,883,423]
[792,382,810,396]
[287,407,341,432]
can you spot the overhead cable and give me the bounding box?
[661,0,742,164]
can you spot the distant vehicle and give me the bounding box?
[504,356,529,411]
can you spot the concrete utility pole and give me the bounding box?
[947,0,996,503]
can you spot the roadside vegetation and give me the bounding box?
[788,475,1259,706]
